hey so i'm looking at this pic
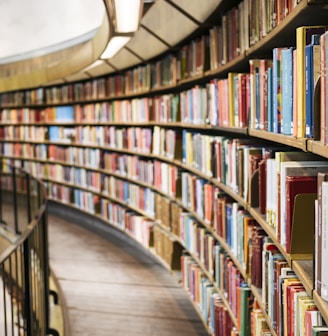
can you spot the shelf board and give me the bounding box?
[291,259,314,296]
[150,83,178,94]
[313,290,328,326]
[209,125,248,135]
[204,53,248,79]
[247,129,307,151]
[249,284,277,336]
[307,140,328,159]
[248,207,291,265]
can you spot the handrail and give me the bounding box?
[0,160,53,336]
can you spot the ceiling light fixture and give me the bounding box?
[101,0,143,59]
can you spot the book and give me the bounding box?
[316,172,328,296]
[305,34,321,138]
[249,59,261,129]
[304,309,323,336]
[312,326,328,335]
[275,152,324,241]
[281,47,294,135]
[279,161,328,248]
[272,47,286,133]
[239,284,253,336]
[321,181,328,301]
[296,26,328,138]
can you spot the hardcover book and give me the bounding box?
[296,26,328,138]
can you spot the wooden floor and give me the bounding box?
[48,208,209,336]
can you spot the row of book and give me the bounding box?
[4,131,328,280]
[0,145,180,198]
[181,240,328,336]
[44,125,153,154]
[0,125,46,141]
[2,22,328,140]
[14,153,327,335]
[155,193,182,238]
[5,132,328,276]
[0,10,312,107]
[0,95,179,124]
[153,226,182,270]
[0,143,48,160]
[102,176,155,217]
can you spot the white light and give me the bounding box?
[84,60,104,71]
[114,0,142,33]
[101,36,131,59]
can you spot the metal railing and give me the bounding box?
[0,162,55,336]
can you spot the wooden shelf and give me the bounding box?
[307,140,328,159]
[248,129,308,151]
[248,207,291,265]
[249,284,277,336]
[292,259,314,295]
[2,1,328,334]
[313,290,328,326]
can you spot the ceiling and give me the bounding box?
[0,0,105,63]
[0,0,223,91]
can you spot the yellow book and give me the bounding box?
[228,72,237,127]
[296,26,328,138]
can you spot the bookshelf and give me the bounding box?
[2,0,328,334]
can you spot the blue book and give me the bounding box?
[225,203,233,247]
[281,47,294,135]
[55,105,74,122]
[305,34,321,138]
[48,126,60,141]
[272,48,286,133]
[267,67,273,132]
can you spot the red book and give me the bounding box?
[285,175,317,253]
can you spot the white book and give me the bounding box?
[279,161,328,248]
[321,181,328,301]
[266,158,275,228]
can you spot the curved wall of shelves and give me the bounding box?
[2,0,328,335]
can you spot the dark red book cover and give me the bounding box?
[285,175,317,253]
[251,226,266,288]
[273,259,289,333]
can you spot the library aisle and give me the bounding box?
[48,208,208,336]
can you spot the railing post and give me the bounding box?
[23,238,33,335]
[0,160,3,225]
[26,172,31,223]
[41,196,51,334]
[12,166,19,234]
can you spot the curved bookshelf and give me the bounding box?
[2,1,328,335]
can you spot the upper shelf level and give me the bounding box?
[1,0,328,92]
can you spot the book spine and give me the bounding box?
[321,181,328,301]
[305,43,314,138]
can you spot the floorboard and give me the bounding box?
[48,211,209,336]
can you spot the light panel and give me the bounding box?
[84,61,115,76]
[113,0,142,33]
[101,36,131,59]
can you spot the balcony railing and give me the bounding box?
[0,161,55,335]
